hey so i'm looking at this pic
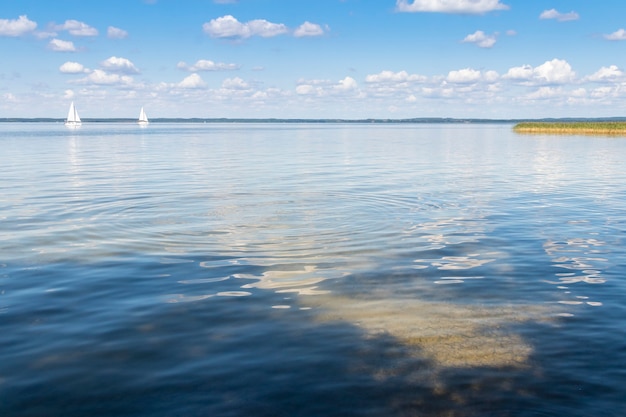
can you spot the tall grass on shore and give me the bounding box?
[513,121,626,136]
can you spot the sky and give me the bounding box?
[2,0,626,119]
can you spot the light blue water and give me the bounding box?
[1,123,625,416]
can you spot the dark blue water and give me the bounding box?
[1,123,625,416]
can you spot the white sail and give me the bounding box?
[65,102,81,127]
[138,107,149,125]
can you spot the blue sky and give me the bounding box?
[2,0,626,119]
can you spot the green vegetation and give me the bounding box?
[513,121,626,136]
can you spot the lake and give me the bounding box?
[1,122,625,416]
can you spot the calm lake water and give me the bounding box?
[1,122,625,416]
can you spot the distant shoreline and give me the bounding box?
[3,117,626,124]
[513,121,626,136]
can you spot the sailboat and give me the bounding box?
[64,102,81,128]
[138,107,149,126]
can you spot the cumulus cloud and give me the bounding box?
[59,61,88,74]
[294,22,326,37]
[462,30,497,48]
[586,65,624,82]
[532,59,576,84]
[78,69,133,85]
[539,9,579,22]
[365,70,426,83]
[0,15,37,37]
[604,29,626,41]
[296,76,359,96]
[48,38,77,52]
[504,59,575,85]
[503,64,533,80]
[178,73,207,88]
[526,86,562,100]
[396,0,509,14]
[54,20,98,36]
[203,15,326,39]
[107,26,128,39]
[336,76,358,91]
[203,15,288,38]
[295,84,315,95]
[447,68,483,83]
[100,56,139,74]
[177,59,239,71]
[222,77,249,89]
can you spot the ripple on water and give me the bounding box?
[234,264,338,295]
[216,291,252,297]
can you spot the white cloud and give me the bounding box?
[54,20,98,37]
[294,22,326,37]
[589,86,616,99]
[79,69,133,85]
[178,73,207,88]
[534,59,576,84]
[63,89,75,99]
[177,59,239,71]
[222,77,249,89]
[462,30,497,48]
[604,29,626,41]
[527,86,561,100]
[336,76,358,91]
[100,56,139,74]
[539,9,579,22]
[48,38,76,52]
[586,65,624,82]
[107,26,128,39]
[396,0,509,14]
[447,68,483,83]
[504,59,575,85]
[247,19,289,38]
[0,15,37,37]
[483,70,499,83]
[365,70,426,83]
[295,76,359,97]
[59,61,88,74]
[296,84,316,95]
[203,15,288,38]
[203,15,246,38]
[503,64,533,81]
[251,91,268,100]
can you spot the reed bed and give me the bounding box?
[513,121,626,136]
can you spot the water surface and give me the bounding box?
[1,123,625,416]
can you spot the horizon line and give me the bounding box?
[3,117,626,124]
